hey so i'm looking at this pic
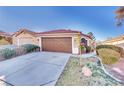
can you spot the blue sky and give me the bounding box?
[0,6,124,41]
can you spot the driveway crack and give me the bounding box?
[40,79,56,86]
[0,79,14,86]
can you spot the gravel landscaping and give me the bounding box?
[56,57,123,86]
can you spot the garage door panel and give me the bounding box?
[42,37,72,53]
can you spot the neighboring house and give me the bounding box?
[102,35,124,49]
[0,31,12,44]
[13,29,39,46]
[102,35,124,45]
[13,29,93,54]
[0,31,11,37]
[117,43,124,49]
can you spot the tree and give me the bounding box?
[0,36,3,40]
[115,7,124,26]
[87,32,95,40]
[87,32,96,50]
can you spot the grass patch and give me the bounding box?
[98,48,120,65]
[56,57,122,86]
[0,38,10,45]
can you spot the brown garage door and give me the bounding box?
[42,37,72,53]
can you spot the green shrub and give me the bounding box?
[80,45,86,53]
[96,45,124,57]
[0,48,16,59]
[21,44,40,53]
[0,36,3,40]
[0,44,40,61]
[85,46,91,53]
[98,49,120,65]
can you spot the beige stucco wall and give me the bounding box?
[13,32,39,46]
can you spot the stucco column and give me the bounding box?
[72,37,80,54]
[38,37,42,51]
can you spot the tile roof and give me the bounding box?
[36,29,81,34]
[13,28,37,37]
[36,29,92,39]
[13,28,92,39]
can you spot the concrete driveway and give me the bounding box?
[0,52,71,86]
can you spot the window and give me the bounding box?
[81,38,87,46]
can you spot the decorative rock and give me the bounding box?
[82,66,92,77]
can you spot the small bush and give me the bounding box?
[85,46,91,53]
[98,49,120,65]
[80,45,86,53]
[0,48,16,59]
[0,36,3,40]
[21,44,40,53]
[96,45,124,57]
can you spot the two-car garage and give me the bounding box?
[42,37,72,53]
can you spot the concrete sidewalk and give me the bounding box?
[81,52,96,58]
[0,52,71,86]
[106,58,124,81]
[71,52,96,59]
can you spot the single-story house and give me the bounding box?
[13,29,93,54]
[102,35,124,45]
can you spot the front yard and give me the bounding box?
[56,57,122,86]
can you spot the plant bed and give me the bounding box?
[21,44,40,53]
[0,44,40,62]
[56,57,122,86]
